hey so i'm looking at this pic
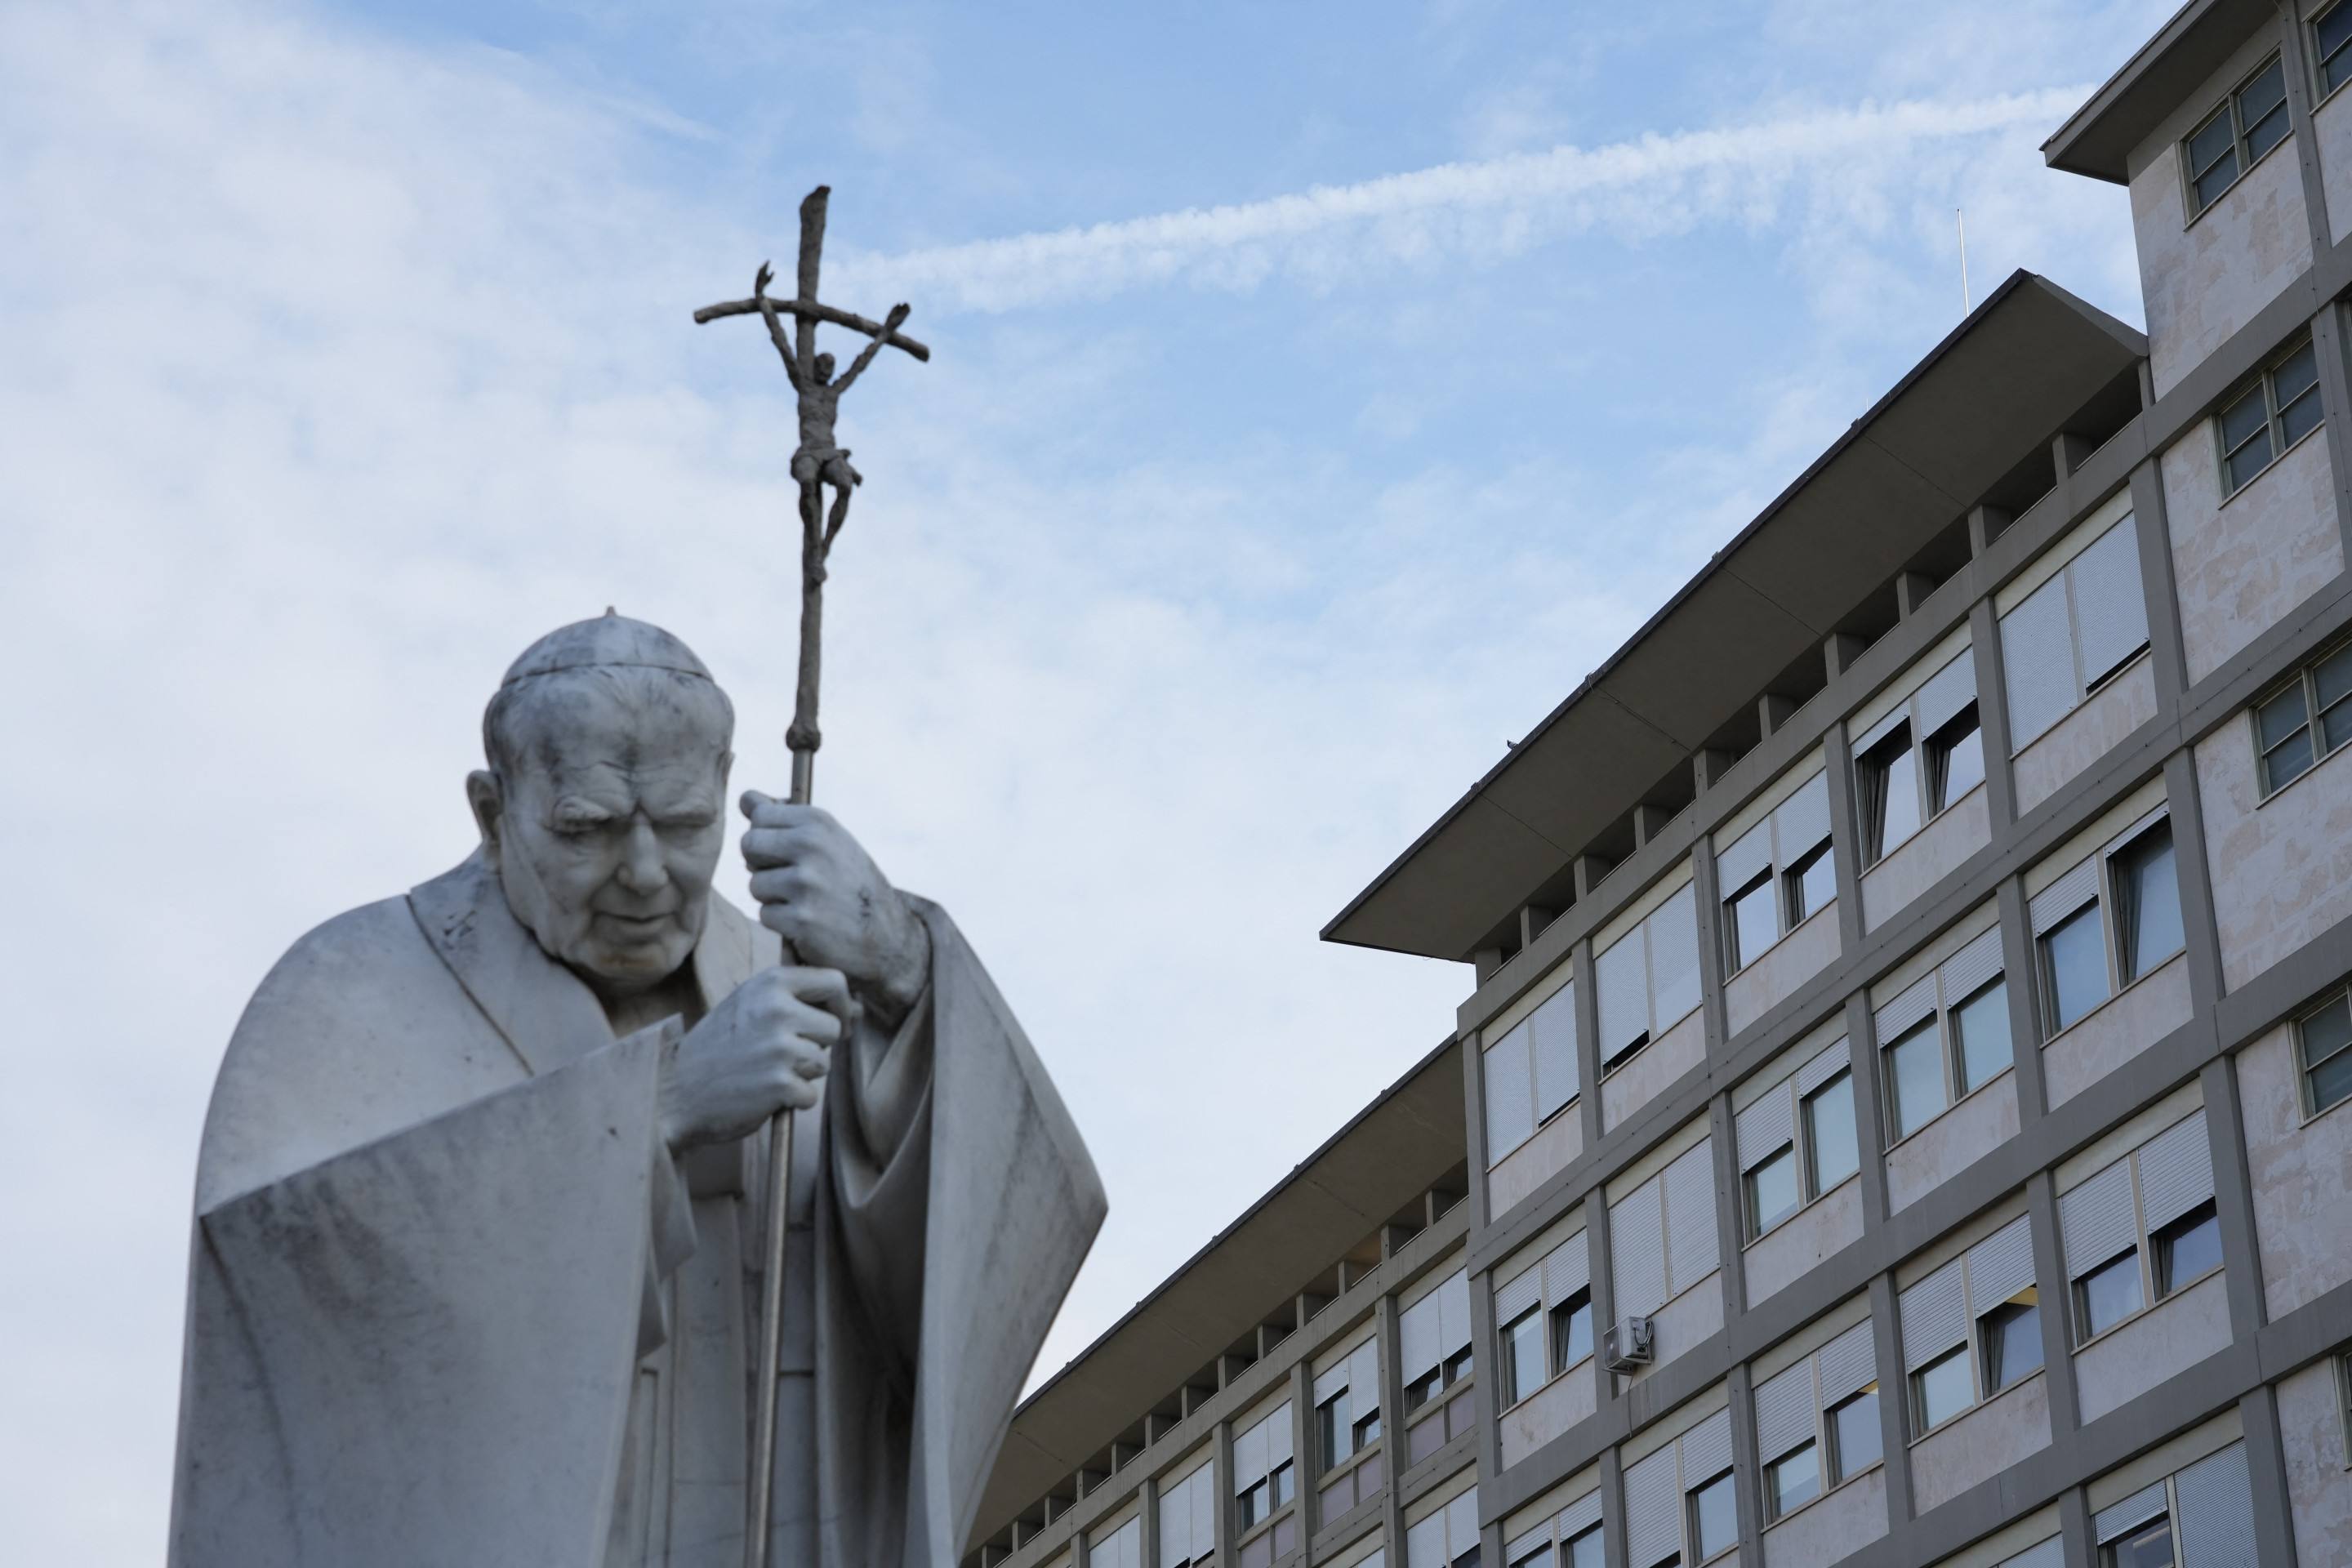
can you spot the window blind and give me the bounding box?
[1089,1517,1140,1568]
[1610,1181,1668,1319]
[1597,934,1650,1058]
[2002,574,2078,747]
[2060,1160,2138,1279]
[1494,1266,1542,1325]
[1717,819,1772,898]
[1556,1490,1601,1541]
[1663,1141,1720,1293]
[1775,773,1833,861]
[2173,1440,2254,1568]
[2093,1481,2168,1544]
[1531,984,1579,1123]
[1680,1408,1732,1481]
[2031,860,2100,935]
[1941,926,2004,1002]
[1795,1040,1849,1097]
[1621,1446,1678,1568]
[1900,1260,1967,1370]
[1649,885,1703,1026]
[1967,1216,2037,1309]
[1544,1230,1590,1305]
[1753,1361,1815,1461]
[2136,1111,2215,1233]
[1915,651,1978,740]
[1737,1084,1795,1172]
[2071,519,2150,684]
[1816,1320,1877,1406]
[1485,1024,1536,1161]
[1874,975,1940,1045]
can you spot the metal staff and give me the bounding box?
[693,185,928,1568]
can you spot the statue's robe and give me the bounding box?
[167,851,1103,1568]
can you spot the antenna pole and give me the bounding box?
[1957,207,1971,313]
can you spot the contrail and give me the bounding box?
[846,87,2091,314]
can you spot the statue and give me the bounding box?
[167,612,1107,1568]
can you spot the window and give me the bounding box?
[2154,1201,2222,1296]
[1598,882,1698,1071]
[1316,1390,1353,1468]
[2001,517,2151,747]
[2217,337,2323,497]
[1484,984,1579,1165]
[1502,1305,1546,1405]
[2113,823,2185,984]
[1827,1387,1882,1481]
[1885,1018,1948,1140]
[1927,703,1984,812]
[1686,1472,1736,1561]
[1765,1441,1819,1521]
[1745,1146,1800,1240]
[2252,636,2352,795]
[1803,1070,1860,1192]
[1509,1545,1552,1568]
[1953,979,2012,1094]
[1550,1288,1593,1370]
[2299,987,2352,1116]
[2039,902,2109,1035]
[1232,1403,1294,1531]
[2185,55,2289,216]
[2105,1514,2176,1568]
[1979,1292,2043,1392]
[1398,1269,1471,1417]
[2075,1250,2144,1341]
[1724,870,1777,974]
[1911,1345,1973,1432]
[1860,721,1922,865]
[1563,1526,1603,1568]
[1714,772,1832,974]
[2321,0,2352,97]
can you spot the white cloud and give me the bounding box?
[849,87,2094,312]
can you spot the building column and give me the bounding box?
[1999,876,2053,1129]
[1867,1272,1916,1530]
[1693,834,1731,1062]
[1583,1189,1618,1423]
[2200,1055,2270,1340]
[2025,1171,2084,1438]
[2057,1485,2095,1568]
[1574,939,1604,1157]
[2163,751,2227,1020]
[2129,458,2191,712]
[1842,994,1894,1232]
[1597,1449,1628,1568]
[1290,1362,1316,1546]
[1970,598,2021,844]
[1724,1362,1767,1568]
[1464,1018,1494,1236]
[2239,1382,2304,1568]
[2306,299,2352,562]
[1823,718,1867,956]
[1376,1296,1409,1568]
[1468,1265,1503,1502]
[1214,1418,1236,1568]
[1709,1094,1748,1321]
[2276,0,2336,247]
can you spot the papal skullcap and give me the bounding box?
[497,608,715,688]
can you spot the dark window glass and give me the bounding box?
[1503,1307,1546,1405]
[2321,0,2352,94]
[1912,1347,1973,1430]
[1953,979,2012,1094]
[2041,903,2109,1034]
[2076,1250,2144,1340]
[1688,1472,1737,1561]
[1765,1441,1820,1521]
[1239,1477,1267,1528]
[2106,1515,2176,1568]
[2276,341,2323,446]
[1726,871,1778,973]
[2241,60,2290,160]
[2301,991,2352,1115]
[1746,1146,1800,1239]
[1804,1070,1860,1192]
[1405,1369,1441,1412]
[1443,1346,1473,1386]
[1788,842,1836,926]
[1929,705,1984,811]
[1452,1544,1481,1568]
[2221,381,2274,492]
[2188,106,2239,211]
[1509,1544,1552,1568]
[2257,680,2317,794]
[1550,1289,1593,1370]
[1829,1387,1882,1480]
[1564,1527,1604,1568]
[1317,1390,1353,1467]
[1269,1461,1293,1509]
[1980,1294,2043,1392]
[1886,1018,1947,1139]
[2317,642,2352,750]
[2155,1202,2223,1295]
[1354,1408,1382,1449]
[2115,825,2185,982]
[1861,724,1921,863]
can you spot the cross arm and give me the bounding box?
[691,296,933,363]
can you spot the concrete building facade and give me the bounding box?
[966,6,2352,1566]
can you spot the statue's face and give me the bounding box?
[478,677,733,998]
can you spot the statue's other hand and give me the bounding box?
[740,791,930,1022]
[659,965,845,1152]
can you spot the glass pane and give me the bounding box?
[1566,1529,1604,1568]
[2109,1516,2176,1568]
[2302,991,2352,1067]
[2194,151,2243,211]
[1690,1475,1736,1560]
[2280,384,2324,448]
[1914,1349,1973,1429]
[1729,875,1778,972]
[1805,1071,1860,1192]
[2078,1250,2144,1339]
[2241,57,2288,122]
[1766,1442,1820,1520]
[1510,1546,1552,1568]
[1871,736,1922,860]
[2157,1207,2222,1294]
[1551,1295,1593,1369]
[2187,109,2235,177]
[2225,426,2274,492]
[2264,726,2317,793]
[2256,681,2311,750]
[1747,1147,1800,1238]
[2118,826,2185,981]
[1982,1298,2042,1391]
[2219,383,2270,452]
[1886,1020,1948,1139]
[2243,98,2290,163]
[2324,698,2352,753]
[2324,2,2352,81]
[1933,713,1984,810]
[2042,905,2110,1033]
[1830,1388,1882,1479]
[2310,1041,2352,1114]
[1954,980,2013,1094]
[1318,1392,1351,1466]
[1506,1311,1546,1403]
[2272,341,2320,404]
[1793,846,1836,924]
[2314,642,2352,712]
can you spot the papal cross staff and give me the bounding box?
[693,184,929,1568]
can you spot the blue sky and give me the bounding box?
[1,0,2176,1556]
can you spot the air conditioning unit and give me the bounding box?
[1602,1315,1655,1372]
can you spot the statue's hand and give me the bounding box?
[660,965,845,1152]
[740,792,931,1022]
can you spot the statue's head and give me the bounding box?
[813,350,836,384]
[467,612,736,1000]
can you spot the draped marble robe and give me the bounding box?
[169,850,1103,1568]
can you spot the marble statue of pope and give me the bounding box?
[167,612,1105,1568]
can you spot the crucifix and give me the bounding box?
[693,183,929,1568]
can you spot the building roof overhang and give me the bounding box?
[1321,272,2147,964]
[971,1035,1465,1550]
[2042,0,2278,184]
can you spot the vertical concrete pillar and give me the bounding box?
[1867,1272,1916,1529]
[1843,994,1894,1232]
[1468,1265,1503,1502]
[1464,1021,1493,1236]
[1724,1362,1767,1568]
[1597,1448,1628,1568]
[2128,459,2189,711]
[1708,1094,1748,1321]
[1693,834,1731,1062]
[2200,1055,2270,1339]
[1575,940,1604,1156]
[2274,0,2336,248]
[2305,300,2352,563]
[1376,1296,1409,1567]
[1214,1419,1235,1568]
[2025,1171,2083,1437]
[1823,719,1867,955]
[1584,1190,1618,1421]
[1970,598,2021,844]
[1998,876,2052,1129]
[2163,751,2227,1019]
[2057,1485,2095,1568]
[1290,1362,1315,1543]
[2238,1382,2304,1568]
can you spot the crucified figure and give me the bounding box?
[752,259,910,552]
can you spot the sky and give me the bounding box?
[0,0,2176,1557]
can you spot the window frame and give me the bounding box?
[1500,1303,1547,1408]
[2214,335,2324,500]
[1744,1142,1802,1242]
[1857,719,1923,867]
[1882,1014,1950,1144]
[1909,1343,1976,1435]
[1976,1292,2044,1395]
[2100,1509,2178,1568]
[1715,773,1835,978]
[1762,1439,1820,1523]
[2181,51,2292,221]
[1801,1067,1861,1197]
[2109,820,2186,987]
[2251,635,2352,799]
[1685,1469,1738,1564]
[2296,982,2352,1119]
[2318,0,2352,105]
[1549,1286,1595,1376]
[2072,1246,2146,1345]
[2150,1200,2224,1299]
[1825,1383,1882,1484]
